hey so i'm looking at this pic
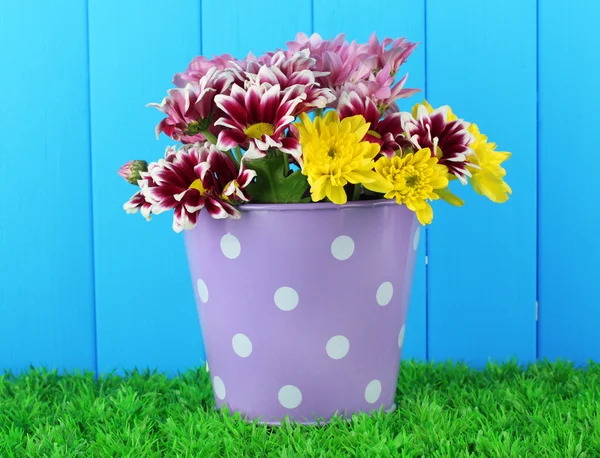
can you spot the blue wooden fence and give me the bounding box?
[1,0,598,376]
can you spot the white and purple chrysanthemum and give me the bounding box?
[214,82,306,162]
[149,68,234,144]
[123,143,255,232]
[401,104,476,183]
[173,53,238,87]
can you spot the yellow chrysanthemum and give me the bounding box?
[467,124,512,203]
[296,111,388,205]
[371,148,449,225]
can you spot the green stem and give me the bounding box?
[200,129,218,145]
[224,149,238,165]
[234,146,243,163]
[352,184,362,201]
[315,108,325,118]
[282,151,289,175]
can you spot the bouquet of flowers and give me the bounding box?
[120,33,511,232]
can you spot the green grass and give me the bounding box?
[1,360,599,458]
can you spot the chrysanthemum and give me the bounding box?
[337,91,414,157]
[130,143,255,232]
[467,123,512,203]
[149,68,234,144]
[123,172,155,221]
[245,52,335,114]
[295,111,388,205]
[400,102,475,184]
[214,82,305,161]
[173,53,237,87]
[356,33,418,76]
[371,148,449,225]
[347,65,419,114]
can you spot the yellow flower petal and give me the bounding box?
[328,184,347,205]
[416,203,434,225]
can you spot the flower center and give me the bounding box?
[188,178,206,194]
[187,117,211,136]
[244,123,275,139]
[406,175,420,187]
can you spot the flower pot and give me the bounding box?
[184,199,420,424]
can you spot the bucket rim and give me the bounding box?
[238,198,399,212]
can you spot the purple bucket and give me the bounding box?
[184,199,419,424]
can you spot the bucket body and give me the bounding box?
[184,199,420,424]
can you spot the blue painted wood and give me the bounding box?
[426,0,537,366]
[202,0,312,58]
[88,0,204,376]
[0,1,96,373]
[538,0,600,365]
[314,0,428,361]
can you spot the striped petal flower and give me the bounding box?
[131,143,254,232]
[337,91,414,157]
[214,83,305,162]
[400,103,475,184]
[149,68,234,144]
[123,172,155,221]
[173,53,238,87]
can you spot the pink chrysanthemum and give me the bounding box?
[286,32,363,103]
[337,91,413,157]
[214,83,305,162]
[401,105,475,183]
[126,143,255,232]
[357,33,418,76]
[348,65,419,113]
[173,53,237,87]
[149,68,234,144]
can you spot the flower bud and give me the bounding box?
[118,160,148,185]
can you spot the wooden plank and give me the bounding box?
[0,1,96,373]
[538,0,600,364]
[202,0,312,58]
[313,0,427,361]
[88,0,204,376]
[425,0,537,366]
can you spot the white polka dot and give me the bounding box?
[220,233,241,259]
[365,379,382,404]
[197,279,209,303]
[274,287,299,311]
[376,282,394,306]
[413,227,421,251]
[232,333,252,358]
[213,376,226,400]
[326,335,350,359]
[278,385,302,409]
[398,324,406,349]
[331,235,355,260]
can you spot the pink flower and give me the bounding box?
[173,54,237,87]
[401,105,475,183]
[148,68,234,144]
[118,160,148,185]
[286,32,362,100]
[348,65,420,112]
[125,143,255,232]
[357,33,418,76]
[214,83,305,162]
[337,91,413,157]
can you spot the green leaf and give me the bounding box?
[245,153,309,203]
